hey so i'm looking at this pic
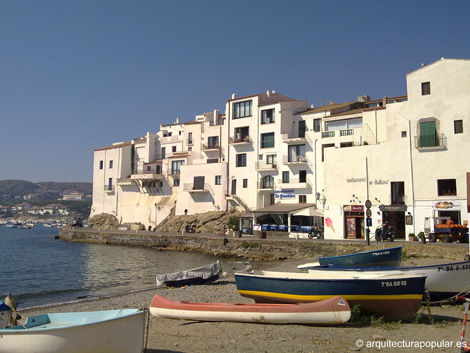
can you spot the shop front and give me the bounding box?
[344,205,364,239]
[379,204,407,239]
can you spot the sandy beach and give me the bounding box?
[20,257,468,353]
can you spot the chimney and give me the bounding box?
[310,104,315,109]
[382,96,387,107]
[213,109,219,125]
[232,93,237,99]
[266,90,270,97]
[175,117,180,124]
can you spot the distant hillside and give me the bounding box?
[0,180,92,203]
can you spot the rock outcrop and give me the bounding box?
[88,213,119,230]
[156,209,241,234]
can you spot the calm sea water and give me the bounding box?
[0,225,236,309]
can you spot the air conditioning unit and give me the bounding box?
[297,156,306,162]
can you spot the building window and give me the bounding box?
[234,127,250,143]
[262,175,274,189]
[236,153,247,167]
[418,120,438,147]
[207,158,218,163]
[391,181,405,204]
[171,160,184,175]
[314,119,321,132]
[266,154,277,166]
[261,133,275,148]
[421,82,431,96]
[340,142,353,148]
[161,147,166,159]
[172,146,177,153]
[455,120,463,134]
[299,170,306,183]
[173,178,180,187]
[109,160,113,169]
[299,195,307,203]
[261,109,275,124]
[401,131,407,138]
[438,179,456,196]
[233,100,252,119]
[243,179,248,188]
[288,144,306,162]
[188,132,193,145]
[215,175,222,185]
[207,136,219,148]
[282,171,289,183]
[146,166,151,172]
[99,160,104,170]
[108,178,113,191]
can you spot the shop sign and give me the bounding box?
[433,201,460,210]
[343,205,364,212]
[274,189,295,200]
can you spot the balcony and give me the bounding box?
[415,134,447,151]
[255,161,278,171]
[281,132,311,144]
[160,135,184,144]
[257,181,276,191]
[201,142,221,151]
[282,155,310,165]
[229,136,251,145]
[131,173,164,182]
[183,183,214,194]
[277,178,311,189]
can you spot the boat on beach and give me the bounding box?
[149,294,351,324]
[234,270,426,319]
[0,307,146,353]
[297,246,402,269]
[307,260,470,302]
[156,260,223,288]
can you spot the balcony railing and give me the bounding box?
[255,161,278,171]
[415,134,447,150]
[322,131,335,138]
[340,129,354,136]
[257,181,276,190]
[160,135,183,144]
[183,183,214,194]
[229,136,251,144]
[277,178,310,189]
[282,155,310,164]
[201,143,220,150]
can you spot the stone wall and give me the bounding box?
[59,228,469,262]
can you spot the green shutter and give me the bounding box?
[420,121,437,147]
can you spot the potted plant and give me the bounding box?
[408,233,416,241]
[226,216,239,237]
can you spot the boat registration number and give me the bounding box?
[437,264,470,272]
[381,280,407,287]
[372,251,390,256]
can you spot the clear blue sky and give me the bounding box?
[1,0,469,183]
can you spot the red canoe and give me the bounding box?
[149,295,350,324]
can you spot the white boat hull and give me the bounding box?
[0,309,145,353]
[307,260,470,301]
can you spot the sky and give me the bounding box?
[1,0,469,183]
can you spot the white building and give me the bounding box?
[91,58,470,239]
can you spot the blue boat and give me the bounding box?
[234,270,426,319]
[299,247,402,269]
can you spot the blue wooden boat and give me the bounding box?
[0,307,146,353]
[234,270,426,319]
[298,246,402,269]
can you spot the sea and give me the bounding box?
[0,225,244,310]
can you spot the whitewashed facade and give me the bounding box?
[91,58,470,239]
